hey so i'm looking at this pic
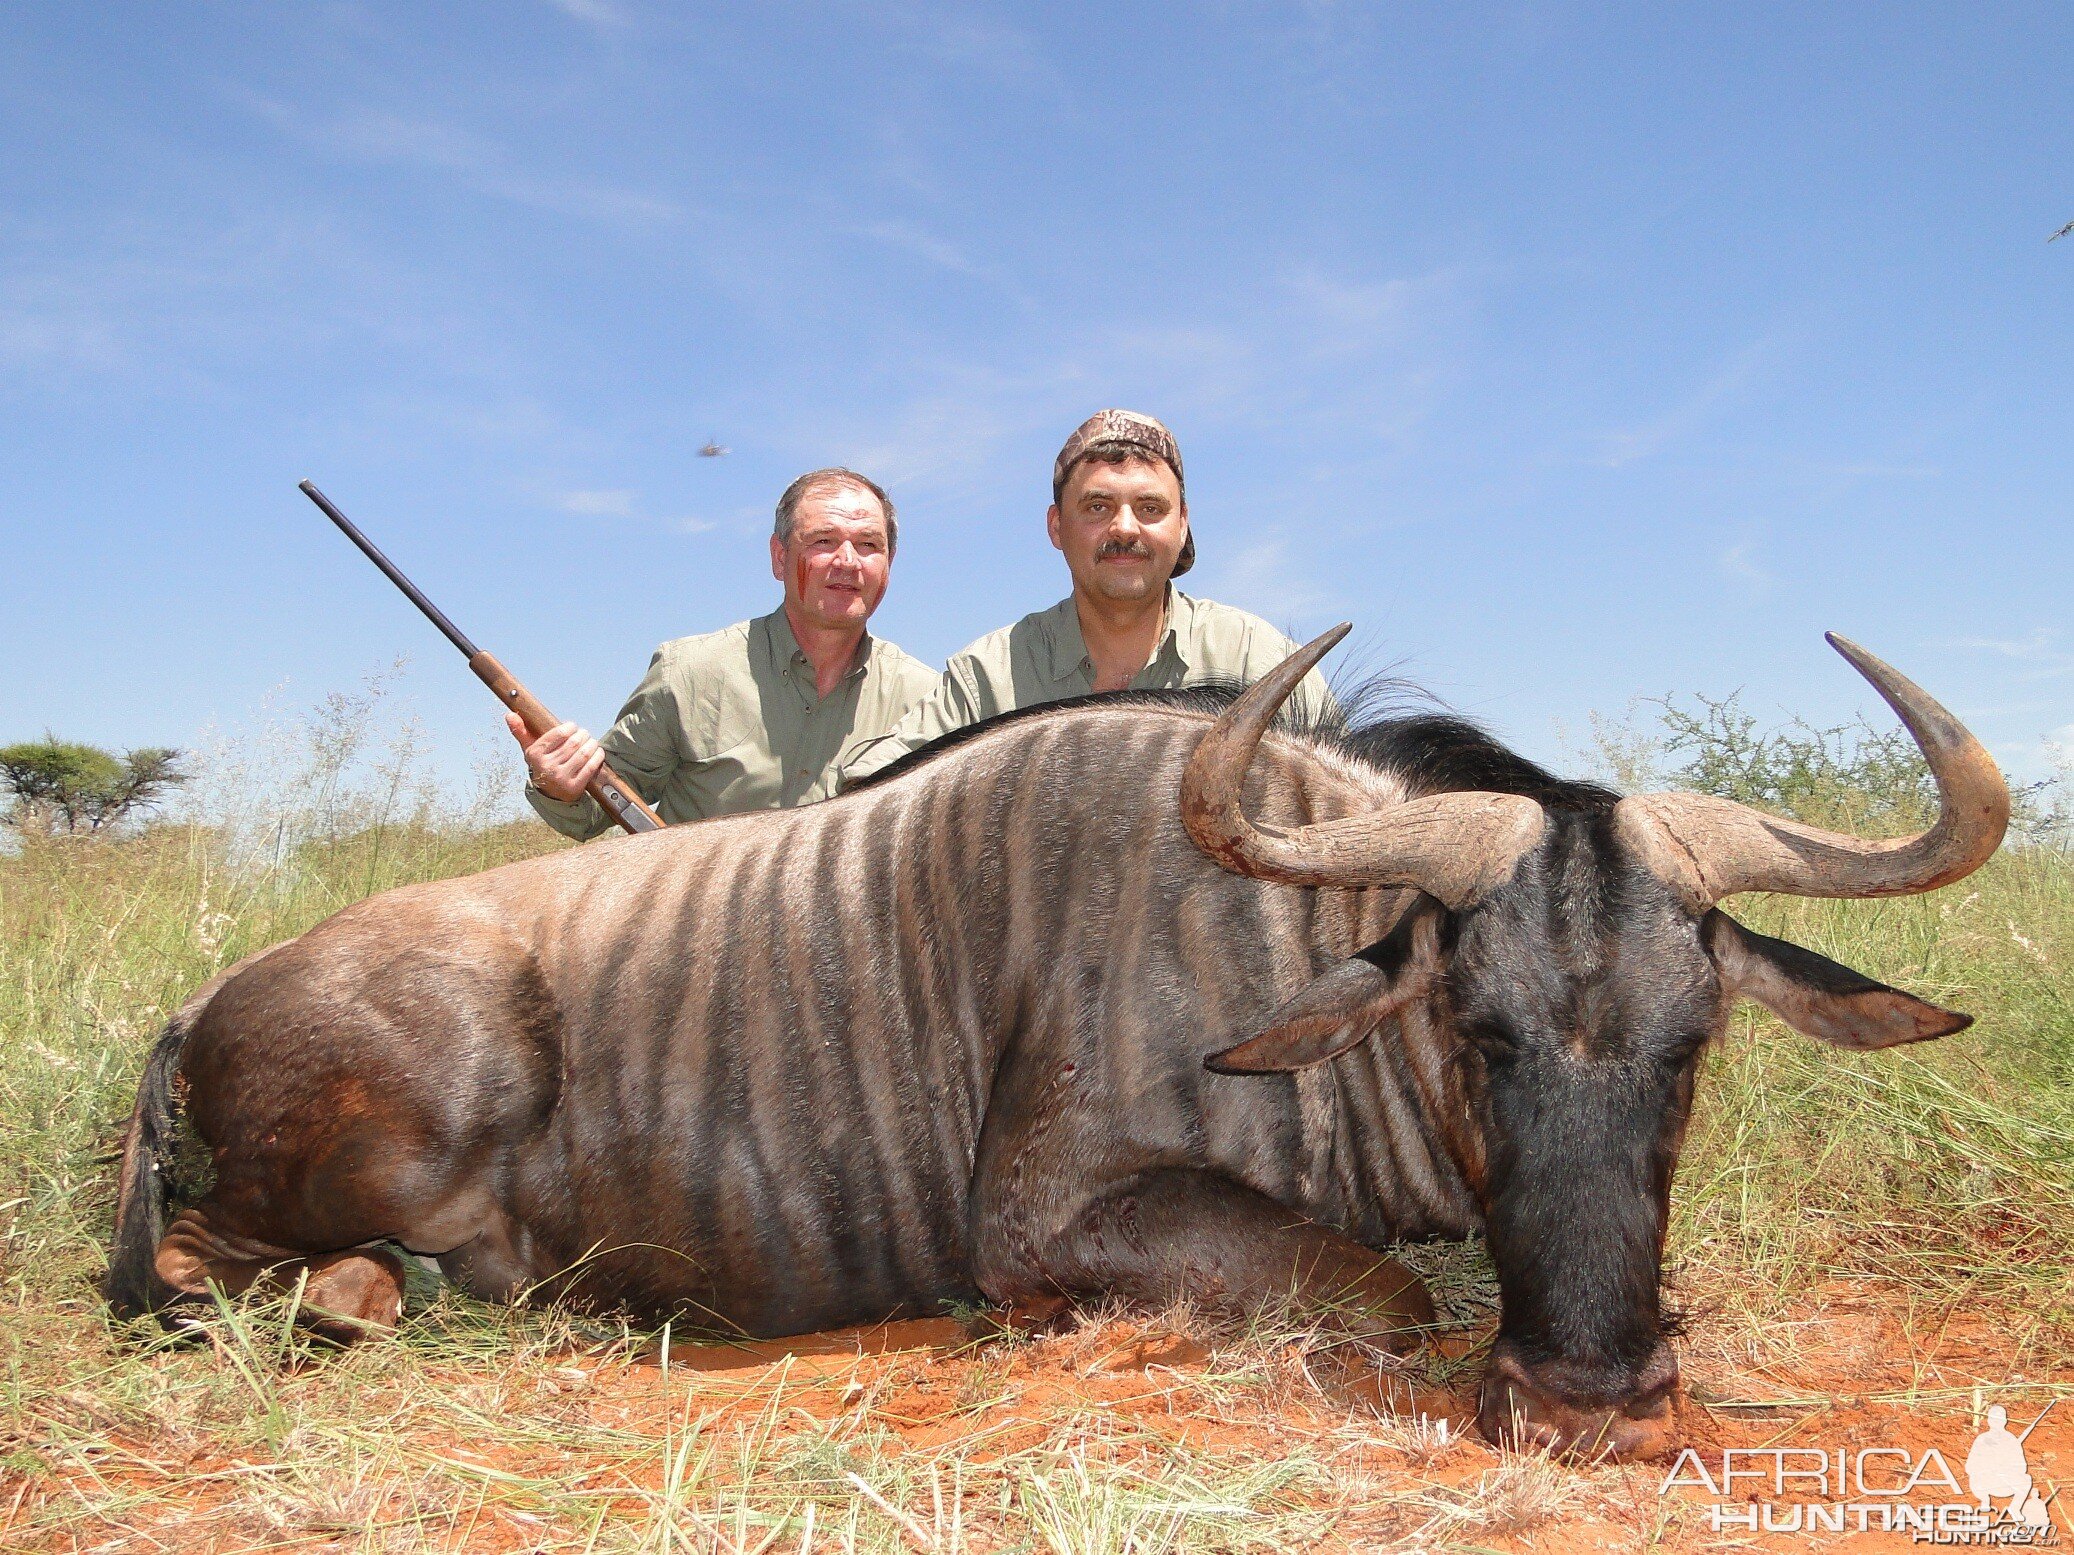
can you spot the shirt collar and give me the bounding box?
[763,606,872,684]
[1039,595,1089,684]
[1043,586,1189,684]
[1160,587,1197,671]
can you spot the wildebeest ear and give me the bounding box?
[1702,909,1972,1050]
[1207,901,1442,1074]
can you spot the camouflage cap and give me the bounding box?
[1051,409,1194,576]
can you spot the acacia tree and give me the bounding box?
[0,738,189,834]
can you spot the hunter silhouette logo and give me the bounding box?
[1661,1398,2062,1542]
[1968,1406,2056,1534]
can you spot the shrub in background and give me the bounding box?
[0,737,189,835]
[1588,689,2070,846]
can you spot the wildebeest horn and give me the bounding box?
[1180,626,1546,909]
[1613,634,2009,908]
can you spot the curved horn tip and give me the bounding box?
[1823,632,1903,688]
[1302,622,1352,671]
[1824,632,1929,709]
[1302,622,1354,659]
[1825,630,1871,665]
[1267,622,1354,684]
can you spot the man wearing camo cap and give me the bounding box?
[838,409,1336,783]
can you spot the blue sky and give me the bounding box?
[3,2,2070,797]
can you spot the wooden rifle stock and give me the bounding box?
[299,480,665,836]
[465,649,662,833]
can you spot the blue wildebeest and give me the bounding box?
[105,631,2006,1459]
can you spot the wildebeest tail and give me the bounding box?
[104,1013,192,1320]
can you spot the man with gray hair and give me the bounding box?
[839,410,1335,784]
[516,467,936,835]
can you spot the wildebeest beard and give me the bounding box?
[104,625,2003,1467]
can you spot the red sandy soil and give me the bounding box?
[622,1292,2073,1554]
[9,1280,2069,1553]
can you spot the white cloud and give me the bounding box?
[1951,628,2074,681]
[1954,628,2061,661]
[1718,541,1773,591]
[1282,268,1419,335]
[240,97,679,224]
[1191,536,1343,631]
[549,488,722,537]
[0,271,124,372]
[0,211,518,401]
[837,383,1039,494]
[555,489,639,517]
[1814,460,1940,480]
[859,220,977,275]
[1595,334,1791,469]
[873,4,1047,80]
[750,260,1470,514]
[545,0,631,29]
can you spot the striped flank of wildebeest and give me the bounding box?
[505,698,1469,1327]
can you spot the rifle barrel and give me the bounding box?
[299,480,480,659]
[2018,1399,2055,1442]
[297,479,666,835]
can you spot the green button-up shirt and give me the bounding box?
[528,608,938,839]
[837,588,1338,784]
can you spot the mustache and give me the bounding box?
[1097,540,1153,560]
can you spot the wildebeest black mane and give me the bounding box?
[847,680,1617,811]
[1341,714,1617,810]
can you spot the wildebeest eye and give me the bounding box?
[1461,1019,1521,1064]
[1648,1023,1715,1067]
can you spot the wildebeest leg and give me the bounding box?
[154,1205,406,1343]
[1021,1167,1437,1350]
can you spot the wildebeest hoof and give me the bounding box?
[294,1247,408,1345]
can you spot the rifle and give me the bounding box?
[299,480,665,836]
